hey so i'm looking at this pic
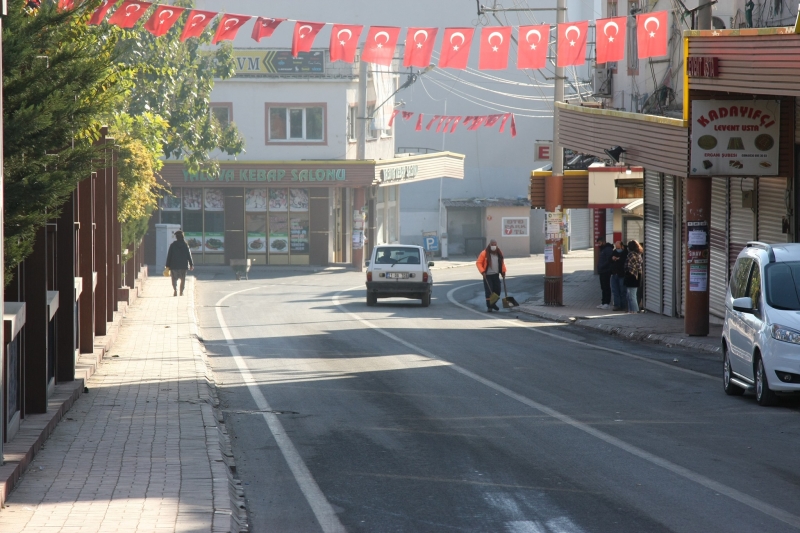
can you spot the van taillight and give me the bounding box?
[423,272,428,282]
[367,272,372,282]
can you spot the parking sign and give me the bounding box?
[422,231,439,252]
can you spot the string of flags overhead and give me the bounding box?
[387,111,517,138]
[70,0,670,69]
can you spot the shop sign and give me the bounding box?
[182,168,347,183]
[380,165,419,183]
[233,50,325,77]
[687,56,719,78]
[534,142,553,161]
[502,217,529,237]
[690,100,780,176]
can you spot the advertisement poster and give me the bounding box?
[204,189,224,211]
[290,218,310,253]
[689,265,708,292]
[183,188,202,210]
[245,189,267,212]
[690,100,780,176]
[289,189,309,212]
[247,233,267,253]
[352,230,364,250]
[204,232,224,253]
[184,233,203,252]
[160,190,181,211]
[269,215,289,253]
[503,217,529,237]
[269,189,288,211]
[544,244,554,263]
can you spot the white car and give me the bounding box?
[722,241,800,405]
[365,245,433,307]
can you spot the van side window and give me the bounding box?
[747,262,762,313]
[730,258,754,299]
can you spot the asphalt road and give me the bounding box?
[196,263,800,533]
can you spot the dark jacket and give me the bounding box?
[597,243,613,274]
[610,247,628,277]
[624,251,643,287]
[166,240,193,270]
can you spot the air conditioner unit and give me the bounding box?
[593,66,613,98]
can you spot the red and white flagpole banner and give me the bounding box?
[144,5,185,37]
[107,0,151,29]
[89,0,119,25]
[596,16,626,64]
[439,28,474,69]
[213,14,252,45]
[329,24,363,63]
[404,27,438,68]
[435,116,449,133]
[468,116,487,130]
[388,110,401,128]
[636,11,668,59]
[425,115,441,130]
[449,116,462,133]
[292,21,325,57]
[556,21,588,67]
[251,17,285,42]
[415,114,424,131]
[478,26,513,70]
[517,25,549,70]
[362,26,402,66]
[484,114,504,127]
[180,10,217,41]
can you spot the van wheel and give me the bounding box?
[367,293,377,307]
[421,293,431,307]
[723,347,744,396]
[755,356,779,406]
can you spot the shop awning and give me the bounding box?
[374,151,465,187]
[622,198,644,213]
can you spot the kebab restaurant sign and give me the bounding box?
[690,100,780,176]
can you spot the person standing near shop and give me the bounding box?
[610,240,628,311]
[165,230,194,297]
[476,239,507,312]
[624,240,644,313]
[596,237,613,310]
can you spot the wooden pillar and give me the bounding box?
[23,228,48,413]
[110,146,121,312]
[352,187,366,272]
[94,157,108,336]
[78,173,95,353]
[544,175,564,305]
[684,176,712,336]
[56,191,78,381]
[105,139,115,319]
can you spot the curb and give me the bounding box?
[516,306,722,355]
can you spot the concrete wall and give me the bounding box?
[483,206,531,257]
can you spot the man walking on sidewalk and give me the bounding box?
[476,239,507,313]
[610,240,628,311]
[596,236,613,310]
[165,230,194,296]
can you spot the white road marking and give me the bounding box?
[212,286,346,533]
[333,287,800,529]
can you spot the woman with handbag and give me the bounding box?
[624,240,643,314]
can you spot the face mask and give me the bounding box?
[490,246,497,251]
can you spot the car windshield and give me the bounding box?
[764,261,800,310]
[374,247,421,265]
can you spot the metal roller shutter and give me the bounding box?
[758,177,788,245]
[680,178,686,318]
[729,178,755,270]
[709,178,729,319]
[568,209,592,250]
[644,171,662,314]
[662,176,675,317]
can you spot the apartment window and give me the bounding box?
[267,104,326,143]
[348,106,357,141]
[627,1,639,74]
[211,103,232,128]
[367,104,378,139]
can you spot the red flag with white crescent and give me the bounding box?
[213,14,252,44]
[388,110,401,128]
[637,11,668,59]
[499,113,511,132]
[426,115,441,131]
[144,5,185,37]
[330,24,364,63]
[88,0,119,25]
[468,116,487,131]
[362,26,402,66]
[439,28,474,69]
[596,17,626,64]
[180,10,217,42]
[402,111,414,121]
[557,21,588,67]
[292,21,325,57]
[449,116,462,133]
[107,0,151,29]
[58,0,75,11]
[416,113,424,131]
[403,27,438,68]
[251,17,285,43]
[478,26,512,70]
[517,25,549,70]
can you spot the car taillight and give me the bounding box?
[367,272,372,282]
[423,272,428,282]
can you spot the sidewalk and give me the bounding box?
[0,277,238,533]
[517,268,723,355]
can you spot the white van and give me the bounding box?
[365,245,434,307]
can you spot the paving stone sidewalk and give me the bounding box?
[0,276,232,533]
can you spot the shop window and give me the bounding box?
[160,188,182,225]
[245,189,267,257]
[211,103,232,128]
[267,104,326,143]
[203,188,225,254]
[183,188,204,255]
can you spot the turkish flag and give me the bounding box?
[499,113,512,132]
[402,111,414,121]
[557,21,588,67]
[403,27,438,68]
[468,116,487,131]
[212,14,252,44]
[292,21,325,57]
[362,26,402,66]
[637,11,668,58]
[107,0,151,29]
[388,110,401,128]
[180,10,217,42]
[415,114,424,131]
[88,0,118,25]
[449,116,462,133]
[517,25,549,69]
[57,0,74,11]
[439,28,474,69]
[144,5,185,37]
[425,116,441,131]
[596,17,626,64]
[251,17,285,43]
[330,24,363,63]
[484,114,504,127]
[478,26,512,70]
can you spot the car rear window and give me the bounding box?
[374,247,421,265]
[765,261,800,310]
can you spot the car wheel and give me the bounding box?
[723,347,744,396]
[755,356,779,406]
[421,292,431,307]
[366,293,377,307]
